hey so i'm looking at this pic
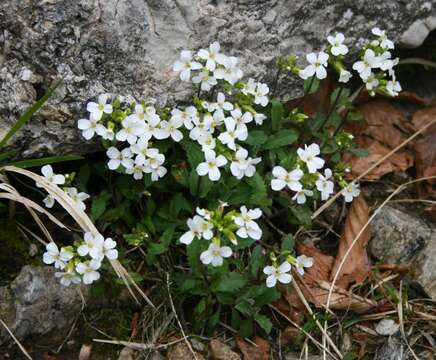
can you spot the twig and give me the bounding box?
[398,282,420,360]
[0,318,32,360]
[399,57,436,70]
[166,273,198,360]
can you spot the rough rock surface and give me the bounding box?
[370,205,436,299]
[0,0,435,157]
[0,265,88,346]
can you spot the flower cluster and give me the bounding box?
[42,231,118,286]
[77,42,268,183]
[298,28,400,96]
[180,204,262,267]
[271,143,360,204]
[36,165,90,210]
[263,254,313,288]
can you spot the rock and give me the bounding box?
[166,342,205,360]
[0,265,89,346]
[0,0,434,157]
[210,339,241,360]
[370,205,436,299]
[374,333,404,360]
[400,14,436,48]
[376,319,400,336]
[118,347,138,360]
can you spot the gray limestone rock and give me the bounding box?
[0,265,88,346]
[0,0,435,157]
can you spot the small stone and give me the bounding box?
[210,339,241,360]
[19,68,33,81]
[190,338,206,353]
[375,319,400,336]
[167,342,205,360]
[263,10,277,25]
[118,347,137,360]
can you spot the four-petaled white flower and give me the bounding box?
[76,260,101,285]
[352,49,380,80]
[271,166,303,192]
[107,146,134,170]
[171,106,198,130]
[234,206,262,240]
[77,232,104,259]
[231,109,253,133]
[200,242,232,267]
[116,116,145,144]
[342,182,360,202]
[299,51,329,80]
[253,83,269,107]
[197,41,226,71]
[218,117,248,150]
[173,50,202,81]
[214,92,234,114]
[43,195,55,208]
[339,69,352,83]
[43,242,73,269]
[196,150,228,181]
[263,261,292,288]
[297,143,325,173]
[86,94,113,120]
[180,215,213,245]
[214,56,243,85]
[295,255,314,276]
[386,79,401,97]
[66,187,90,211]
[327,33,348,56]
[230,147,261,179]
[316,168,334,201]
[192,71,218,91]
[78,114,104,140]
[37,165,65,188]
[372,27,394,49]
[365,74,379,91]
[292,189,313,204]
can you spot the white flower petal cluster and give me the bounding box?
[271,143,360,204]
[180,206,262,267]
[79,94,114,140]
[37,165,90,210]
[299,51,329,80]
[42,231,118,286]
[263,254,314,288]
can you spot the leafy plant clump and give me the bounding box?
[38,28,401,336]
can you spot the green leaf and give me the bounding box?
[271,100,284,132]
[249,245,263,278]
[189,170,199,196]
[254,313,272,333]
[180,139,203,168]
[0,150,17,163]
[244,130,268,146]
[235,300,255,316]
[289,205,312,226]
[198,176,214,198]
[239,318,253,337]
[213,272,247,293]
[348,148,369,157]
[264,129,299,150]
[255,287,281,306]
[281,234,294,253]
[170,193,192,218]
[91,192,111,221]
[146,226,175,263]
[8,155,83,168]
[304,77,320,94]
[0,80,62,148]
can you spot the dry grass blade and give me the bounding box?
[0,165,155,308]
[0,318,33,360]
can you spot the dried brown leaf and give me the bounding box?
[330,195,371,288]
[236,336,270,360]
[344,101,414,179]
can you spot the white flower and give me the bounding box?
[86,94,113,120]
[214,56,243,85]
[230,148,261,179]
[271,166,303,192]
[295,255,314,276]
[196,207,211,220]
[197,42,226,71]
[263,262,292,288]
[170,106,198,130]
[173,50,202,81]
[242,78,257,95]
[77,232,104,259]
[198,132,216,151]
[297,143,325,173]
[200,243,232,267]
[253,83,269,107]
[254,112,267,125]
[342,182,360,202]
[352,49,380,80]
[180,215,213,244]
[126,164,146,180]
[95,124,115,140]
[299,51,329,80]
[55,271,81,287]
[142,150,167,181]
[327,33,348,56]
[189,115,213,141]
[315,168,334,201]
[386,79,401,97]
[43,242,73,269]
[192,71,218,91]
[196,150,228,181]
[76,260,101,285]
[365,74,379,91]
[377,51,398,71]
[372,27,394,49]
[235,206,262,240]
[43,195,55,208]
[78,115,107,140]
[218,117,248,150]
[339,69,352,83]
[66,187,90,211]
[292,189,313,204]
[37,165,65,188]
[116,116,145,144]
[98,238,118,260]
[214,92,234,113]
[162,116,184,142]
[231,109,253,133]
[106,147,134,170]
